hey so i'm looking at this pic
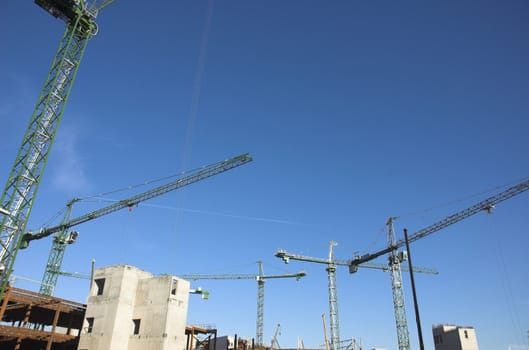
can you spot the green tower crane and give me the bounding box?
[21,153,253,296]
[0,0,115,298]
[275,241,437,350]
[349,178,529,350]
[181,261,306,347]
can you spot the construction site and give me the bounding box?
[1,1,528,350]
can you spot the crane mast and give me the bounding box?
[327,241,340,350]
[275,242,437,350]
[275,241,341,350]
[322,313,330,350]
[0,0,115,298]
[181,261,305,347]
[387,217,410,350]
[25,153,253,295]
[257,261,265,347]
[39,198,78,295]
[348,179,529,350]
[271,323,281,350]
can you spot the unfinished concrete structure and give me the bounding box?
[185,325,217,350]
[0,286,85,349]
[432,324,479,350]
[78,264,190,350]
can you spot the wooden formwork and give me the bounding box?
[0,287,86,350]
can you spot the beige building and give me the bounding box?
[432,324,479,350]
[78,264,190,350]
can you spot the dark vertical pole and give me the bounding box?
[404,228,425,350]
[90,258,95,291]
[213,329,217,350]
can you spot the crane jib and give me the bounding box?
[22,153,252,245]
[349,178,529,268]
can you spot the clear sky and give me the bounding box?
[1,1,528,350]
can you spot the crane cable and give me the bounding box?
[356,176,529,257]
[492,219,528,348]
[396,176,529,221]
[79,162,222,201]
[36,158,233,230]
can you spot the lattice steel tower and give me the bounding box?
[0,0,115,297]
[387,217,411,350]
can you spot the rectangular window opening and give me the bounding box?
[86,317,94,334]
[133,319,141,335]
[94,278,105,296]
[171,279,177,295]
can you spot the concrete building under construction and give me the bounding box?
[0,286,86,349]
[432,324,479,350]
[78,264,191,350]
[0,264,225,350]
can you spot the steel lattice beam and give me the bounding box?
[0,0,112,298]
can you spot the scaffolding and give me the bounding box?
[0,287,86,349]
[186,325,218,350]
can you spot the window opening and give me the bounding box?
[171,279,177,295]
[133,319,141,335]
[86,317,94,333]
[94,278,105,296]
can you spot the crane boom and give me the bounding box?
[180,261,305,347]
[275,250,437,274]
[30,153,252,296]
[349,178,529,268]
[275,241,437,350]
[0,0,115,298]
[345,179,528,350]
[23,153,252,244]
[276,242,340,350]
[181,272,305,280]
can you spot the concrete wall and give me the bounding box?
[78,265,190,350]
[433,324,479,350]
[456,327,479,350]
[129,275,190,350]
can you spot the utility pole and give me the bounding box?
[404,228,424,350]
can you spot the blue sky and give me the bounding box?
[1,1,528,350]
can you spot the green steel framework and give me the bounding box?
[275,243,437,350]
[349,178,529,350]
[181,261,306,347]
[39,198,78,296]
[0,0,114,298]
[33,153,253,295]
[387,217,411,350]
